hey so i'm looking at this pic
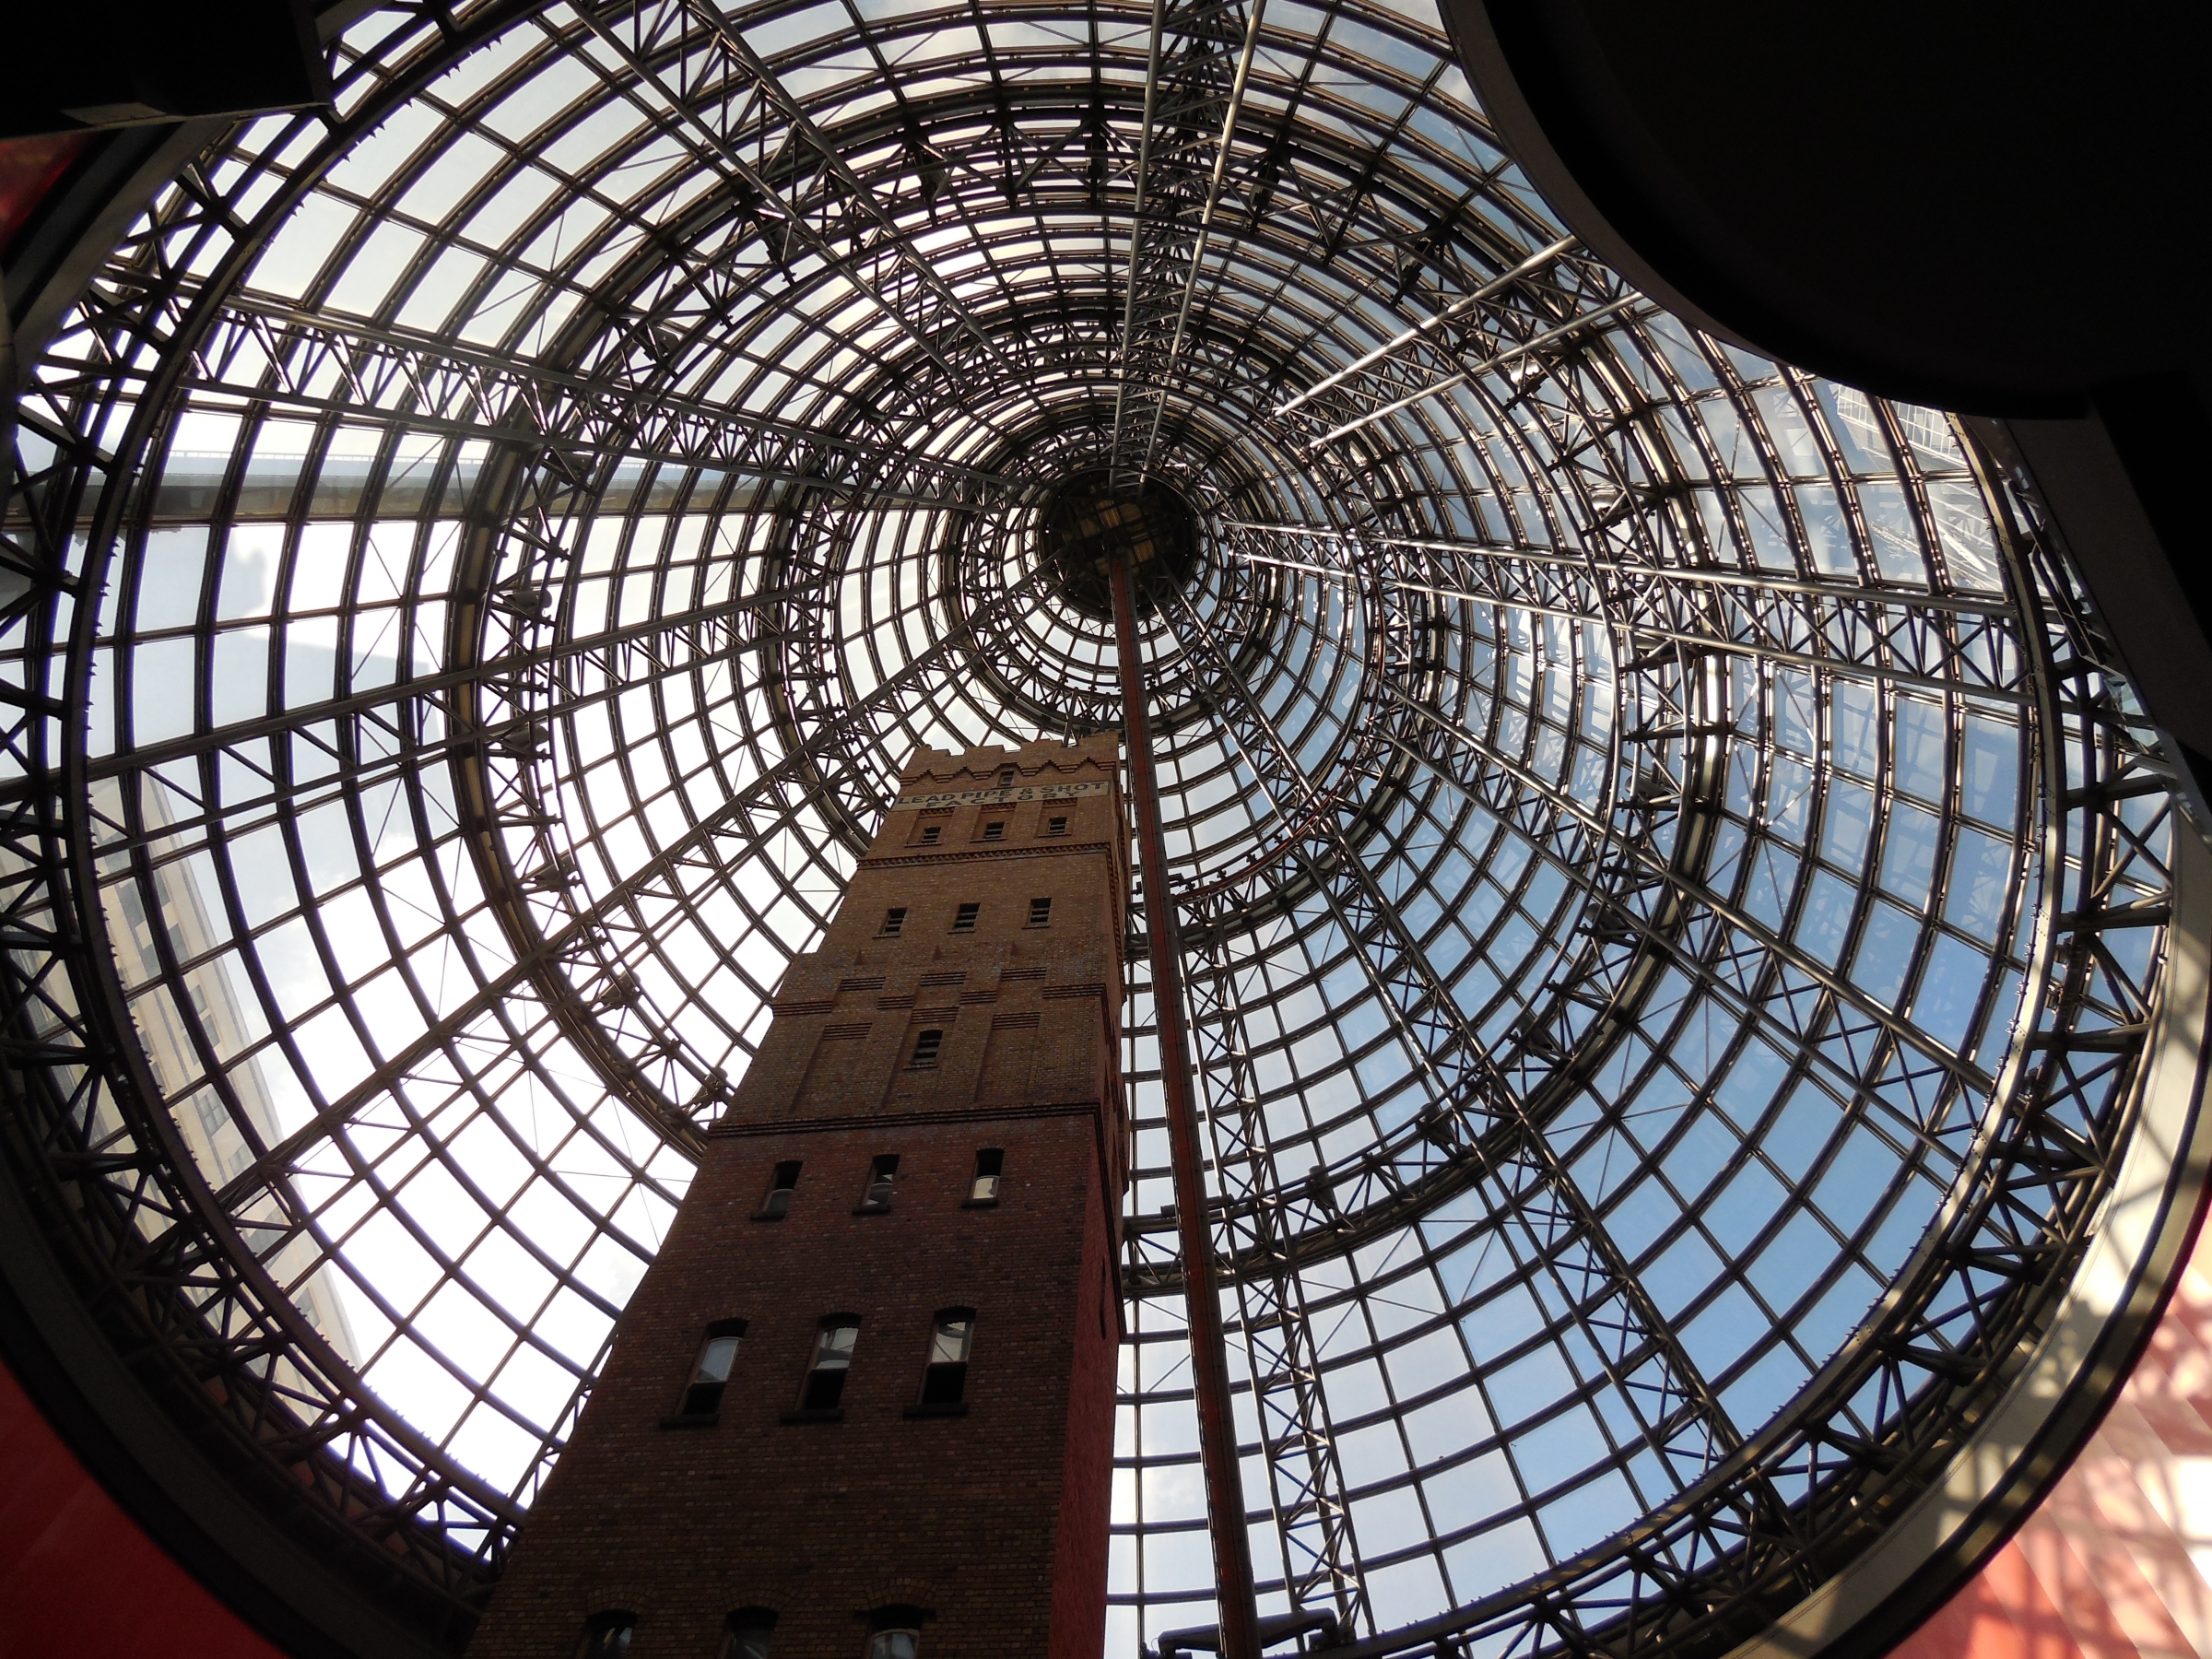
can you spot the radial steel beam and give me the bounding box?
[565,0,1013,394]
[1110,552,1261,1659]
[1239,533,2026,703]
[178,298,1042,512]
[1190,935,1368,1630]
[183,559,1058,1223]
[1306,295,1646,449]
[1219,520,2030,701]
[65,586,821,791]
[1163,584,1757,1495]
[1272,234,1578,418]
[1109,0,1267,487]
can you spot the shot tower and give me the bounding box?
[467,735,1131,1659]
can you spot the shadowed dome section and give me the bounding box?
[1040,473,1203,619]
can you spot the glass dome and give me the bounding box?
[0,0,2183,1654]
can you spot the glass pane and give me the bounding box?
[694,1335,740,1384]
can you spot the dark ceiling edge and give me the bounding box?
[1429,0,1750,357]
[1430,0,2089,418]
[0,1081,461,1659]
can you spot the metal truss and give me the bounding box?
[1192,885,1371,1631]
[566,0,1017,390]
[172,294,1041,512]
[1223,522,2029,704]
[0,0,2192,1653]
[1110,0,1268,485]
[1156,576,1782,1566]
[1294,443,2183,1659]
[1269,241,1642,451]
[1119,511,1724,1255]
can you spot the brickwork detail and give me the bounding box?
[466,736,1130,1659]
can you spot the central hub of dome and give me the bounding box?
[1037,471,1200,621]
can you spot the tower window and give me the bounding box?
[1044,815,1068,836]
[920,1312,973,1406]
[996,767,1016,788]
[918,825,941,844]
[866,1607,927,1659]
[677,1319,747,1418]
[757,1160,800,1220]
[1027,897,1052,927]
[968,1148,1003,1204]
[801,1319,858,1411]
[981,820,1006,841]
[880,907,906,936]
[858,1153,900,1210]
[578,1613,635,1659]
[724,1610,776,1659]
[951,902,979,933]
[908,1029,943,1069]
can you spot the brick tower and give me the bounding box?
[466,734,1131,1659]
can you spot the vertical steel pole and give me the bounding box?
[1110,553,1262,1659]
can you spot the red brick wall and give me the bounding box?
[468,738,1129,1659]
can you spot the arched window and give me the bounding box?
[800,1318,859,1411]
[757,1160,800,1220]
[723,1607,776,1659]
[921,1311,973,1405]
[677,1319,747,1418]
[968,1148,1003,1204]
[865,1606,927,1659]
[858,1154,899,1210]
[577,1611,635,1659]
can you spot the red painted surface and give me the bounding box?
[0,133,90,253]
[1891,1239,2212,1659]
[0,1353,288,1659]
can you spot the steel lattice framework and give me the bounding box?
[0,0,2193,1655]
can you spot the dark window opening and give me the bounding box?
[1044,815,1068,836]
[579,1613,635,1659]
[758,1160,800,1219]
[859,1153,900,1210]
[866,1607,927,1659]
[918,825,941,845]
[996,767,1016,788]
[801,1319,858,1411]
[969,1148,1003,1204]
[880,907,906,936]
[951,902,979,934]
[981,820,1005,841]
[920,1312,973,1405]
[678,1318,747,1417]
[908,1029,943,1069]
[724,1610,776,1659]
[1027,897,1052,927]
